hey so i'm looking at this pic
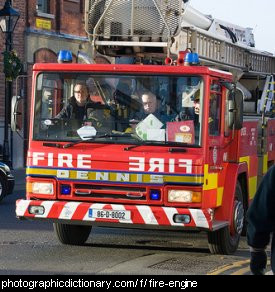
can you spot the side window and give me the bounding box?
[37,0,50,14]
[224,89,230,137]
[209,82,221,136]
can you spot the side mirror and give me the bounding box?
[228,89,243,130]
[234,89,243,130]
[11,95,23,132]
[220,81,235,91]
[228,97,235,130]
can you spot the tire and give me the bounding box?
[0,175,7,202]
[208,182,244,255]
[53,223,92,245]
[241,207,248,236]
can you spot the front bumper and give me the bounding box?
[16,199,213,230]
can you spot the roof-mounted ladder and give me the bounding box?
[85,0,275,74]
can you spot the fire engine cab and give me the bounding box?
[14,0,275,255]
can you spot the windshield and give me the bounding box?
[33,73,203,146]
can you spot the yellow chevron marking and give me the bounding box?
[216,187,224,206]
[263,154,268,174]
[249,176,258,200]
[239,156,250,171]
[203,164,218,191]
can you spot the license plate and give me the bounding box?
[89,209,131,221]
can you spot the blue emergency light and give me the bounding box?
[61,185,71,195]
[58,50,73,63]
[150,190,161,201]
[184,52,200,65]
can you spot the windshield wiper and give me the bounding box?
[124,141,190,151]
[63,132,140,149]
[43,142,62,148]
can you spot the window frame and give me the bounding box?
[37,0,50,14]
[209,80,222,136]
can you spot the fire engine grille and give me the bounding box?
[86,0,182,40]
[74,183,147,201]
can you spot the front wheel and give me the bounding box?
[0,175,7,202]
[53,223,92,245]
[208,182,244,255]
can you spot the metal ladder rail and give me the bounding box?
[266,79,275,114]
[259,75,275,155]
[187,28,275,74]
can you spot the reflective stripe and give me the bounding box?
[16,200,212,229]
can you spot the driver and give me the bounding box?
[56,83,96,120]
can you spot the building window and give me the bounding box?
[37,0,50,14]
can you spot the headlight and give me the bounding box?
[168,190,201,203]
[2,164,11,173]
[31,182,54,195]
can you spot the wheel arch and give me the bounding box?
[237,171,249,213]
[215,162,248,222]
[0,170,7,201]
[208,163,248,254]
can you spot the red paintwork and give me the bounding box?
[267,119,275,162]
[239,121,259,157]
[32,63,234,80]
[18,63,275,232]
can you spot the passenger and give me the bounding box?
[132,91,170,124]
[174,94,201,144]
[247,165,275,275]
[176,88,200,122]
[194,97,200,116]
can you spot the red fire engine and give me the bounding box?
[14,0,275,254]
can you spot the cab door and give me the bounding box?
[205,79,230,208]
[208,79,223,169]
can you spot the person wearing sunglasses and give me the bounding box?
[56,83,95,120]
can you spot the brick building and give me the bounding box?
[0,0,91,168]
